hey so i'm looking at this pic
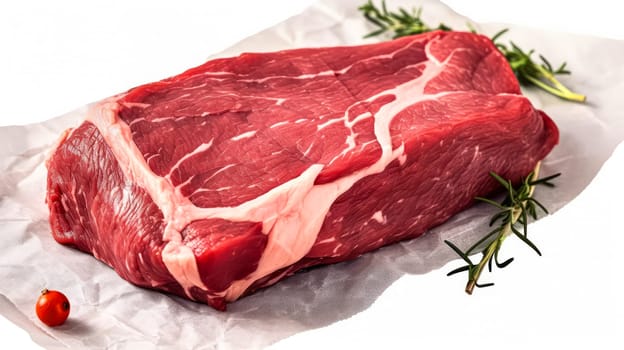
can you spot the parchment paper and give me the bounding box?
[2,0,624,349]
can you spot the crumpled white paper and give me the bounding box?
[1,0,624,348]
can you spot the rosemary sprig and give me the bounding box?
[358,0,586,102]
[358,0,450,38]
[492,29,586,102]
[444,162,561,294]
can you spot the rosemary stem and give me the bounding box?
[464,162,541,294]
[465,213,514,294]
[466,236,499,294]
[527,67,586,102]
[526,161,541,198]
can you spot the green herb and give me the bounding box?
[358,0,450,38]
[492,29,585,102]
[444,162,560,294]
[358,0,586,102]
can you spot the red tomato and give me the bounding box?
[35,289,70,327]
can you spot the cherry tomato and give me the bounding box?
[35,289,70,327]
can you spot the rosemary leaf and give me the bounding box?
[446,265,470,276]
[444,240,473,265]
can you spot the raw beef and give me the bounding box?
[46,31,559,310]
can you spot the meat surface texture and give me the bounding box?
[46,31,559,310]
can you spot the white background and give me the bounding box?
[1,0,623,348]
